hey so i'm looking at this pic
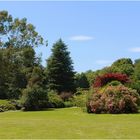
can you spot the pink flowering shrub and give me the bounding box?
[87,85,140,114]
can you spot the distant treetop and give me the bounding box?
[0,10,44,48]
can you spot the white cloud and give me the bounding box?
[95,60,113,65]
[129,47,140,52]
[69,35,94,41]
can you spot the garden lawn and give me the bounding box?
[0,107,140,139]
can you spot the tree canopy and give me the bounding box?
[0,10,43,48]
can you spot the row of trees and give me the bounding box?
[0,11,76,110]
[76,58,140,95]
[1,11,140,111]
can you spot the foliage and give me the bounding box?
[72,91,88,108]
[111,58,134,76]
[134,59,140,80]
[20,85,48,111]
[59,92,73,101]
[1,11,140,114]
[87,85,140,114]
[46,39,75,93]
[130,80,140,94]
[0,47,42,99]
[84,70,98,86]
[28,66,44,87]
[64,100,74,108]
[93,73,130,88]
[62,89,89,108]
[0,100,16,112]
[89,58,134,88]
[0,48,22,99]
[75,73,90,89]
[107,80,122,86]
[0,10,44,100]
[10,100,22,110]
[47,90,64,108]
[129,59,140,94]
[0,10,44,48]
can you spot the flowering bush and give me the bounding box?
[87,85,140,114]
[93,73,129,88]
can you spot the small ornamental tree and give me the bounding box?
[93,73,130,88]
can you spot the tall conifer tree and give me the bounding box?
[46,39,75,93]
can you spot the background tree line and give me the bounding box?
[0,11,140,111]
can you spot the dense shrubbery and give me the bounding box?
[69,89,90,110]
[87,85,140,114]
[47,91,65,108]
[107,80,122,86]
[93,73,130,88]
[130,80,140,94]
[0,100,16,112]
[59,92,73,101]
[10,100,22,110]
[64,100,74,108]
[75,73,90,89]
[73,94,87,108]
[20,85,48,111]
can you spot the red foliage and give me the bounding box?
[93,73,130,88]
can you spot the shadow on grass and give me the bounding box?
[41,108,56,111]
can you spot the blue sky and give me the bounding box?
[0,1,140,72]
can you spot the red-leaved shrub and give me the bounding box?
[93,73,130,88]
[87,85,140,114]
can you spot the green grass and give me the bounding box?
[0,107,140,139]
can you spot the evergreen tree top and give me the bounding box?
[51,39,68,51]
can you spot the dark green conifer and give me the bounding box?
[46,39,75,93]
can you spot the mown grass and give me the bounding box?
[0,107,140,139]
